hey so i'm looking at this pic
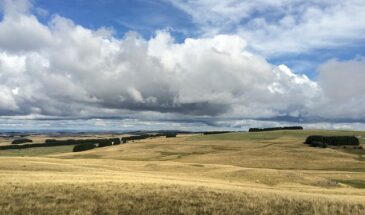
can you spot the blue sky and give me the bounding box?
[35,0,194,41]
[1,0,365,130]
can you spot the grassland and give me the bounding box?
[0,130,364,214]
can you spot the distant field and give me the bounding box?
[190,130,365,142]
[0,130,364,214]
[0,145,74,157]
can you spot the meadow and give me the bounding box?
[0,130,364,214]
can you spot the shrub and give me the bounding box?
[309,141,321,147]
[98,141,113,147]
[309,141,327,148]
[305,135,359,146]
[11,138,33,144]
[73,143,96,152]
[121,134,153,143]
[110,138,121,145]
[249,128,260,132]
[166,133,177,138]
[305,135,322,144]
[66,139,76,143]
[45,139,57,143]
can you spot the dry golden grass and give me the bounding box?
[0,130,364,214]
[53,131,365,171]
[0,157,365,215]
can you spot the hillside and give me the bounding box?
[0,130,364,214]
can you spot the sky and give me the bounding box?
[0,0,365,131]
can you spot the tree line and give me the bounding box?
[249,126,303,132]
[1,133,177,152]
[203,131,231,135]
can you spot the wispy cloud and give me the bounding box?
[166,0,365,56]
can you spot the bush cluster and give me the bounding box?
[249,126,303,132]
[45,139,57,143]
[11,138,33,144]
[121,133,176,143]
[165,133,177,138]
[305,135,359,147]
[98,142,113,147]
[110,138,121,145]
[121,135,151,143]
[309,141,328,148]
[73,143,96,152]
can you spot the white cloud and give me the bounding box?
[313,58,365,120]
[0,0,364,129]
[167,0,365,56]
[0,85,18,111]
[0,5,320,121]
[0,0,52,52]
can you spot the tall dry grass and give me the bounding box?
[0,182,364,215]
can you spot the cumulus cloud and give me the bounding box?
[167,0,365,55]
[0,85,18,112]
[0,0,364,129]
[0,9,318,119]
[314,58,365,121]
[0,0,52,52]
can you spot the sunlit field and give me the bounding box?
[0,130,364,214]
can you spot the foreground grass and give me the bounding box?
[1,182,364,215]
[0,156,364,215]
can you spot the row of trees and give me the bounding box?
[45,138,121,145]
[203,131,230,135]
[73,133,178,152]
[1,138,121,150]
[166,133,177,138]
[11,138,33,144]
[73,143,97,152]
[3,133,178,151]
[71,137,126,152]
[305,135,360,147]
[249,126,303,132]
[121,133,177,143]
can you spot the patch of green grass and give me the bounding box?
[0,145,74,157]
[336,180,365,189]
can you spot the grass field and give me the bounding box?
[0,130,364,214]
